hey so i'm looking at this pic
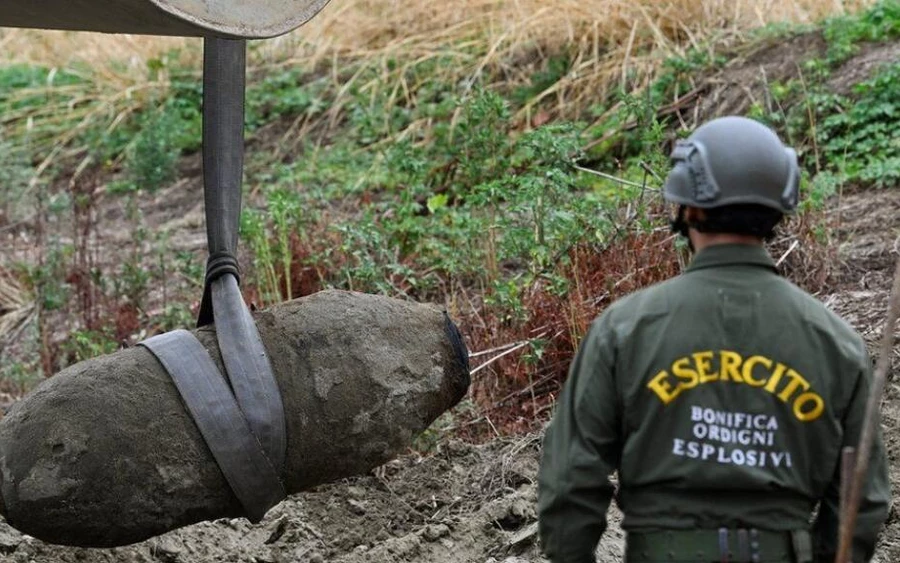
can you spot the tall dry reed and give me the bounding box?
[0,0,872,119]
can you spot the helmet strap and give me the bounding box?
[670,205,688,237]
[669,205,696,253]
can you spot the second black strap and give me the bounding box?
[140,330,285,522]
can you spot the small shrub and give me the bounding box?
[817,63,900,188]
[59,327,119,368]
[125,107,183,193]
[822,0,900,64]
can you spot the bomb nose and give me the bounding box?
[443,313,471,402]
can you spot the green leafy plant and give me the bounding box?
[240,187,309,306]
[125,106,184,193]
[0,361,41,395]
[816,63,900,188]
[822,0,900,64]
[59,328,119,367]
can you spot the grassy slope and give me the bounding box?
[0,0,898,438]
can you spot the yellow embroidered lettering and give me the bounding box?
[742,355,771,387]
[647,371,679,405]
[672,357,699,390]
[777,369,810,402]
[647,352,826,420]
[764,362,787,393]
[793,392,825,421]
[693,351,717,383]
[719,350,743,382]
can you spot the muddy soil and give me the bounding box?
[0,187,896,563]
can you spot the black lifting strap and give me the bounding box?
[140,37,287,522]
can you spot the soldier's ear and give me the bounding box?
[683,206,706,224]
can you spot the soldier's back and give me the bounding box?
[599,243,869,533]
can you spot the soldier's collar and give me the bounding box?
[685,243,779,274]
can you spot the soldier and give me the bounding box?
[536,116,891,563]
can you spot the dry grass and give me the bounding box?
[0,270,35,352]
[0,0,875,122]
[0,0,874,204]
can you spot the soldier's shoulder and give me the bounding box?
[598,275,679,327]
[775,276,868,358]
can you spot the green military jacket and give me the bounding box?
[537,243,892,563]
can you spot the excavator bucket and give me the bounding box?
[0,0,332,38]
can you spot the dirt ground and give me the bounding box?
[0,187,896,563]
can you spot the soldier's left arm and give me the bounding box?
[537,314,622,563]
[812,351,892,563]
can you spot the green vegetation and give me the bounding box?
[251,89,598,295]
[822,0,900,62]
[816,64,900,189]
[754,0,900,204]
[0,1,898,432]
[594,0,900,211]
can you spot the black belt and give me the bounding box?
[625,528,813,563]
[139,37,287,522]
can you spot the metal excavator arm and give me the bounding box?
[0,0,331,38]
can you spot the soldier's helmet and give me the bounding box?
[662,116,800,214]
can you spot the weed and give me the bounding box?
[0,361,41,395]
[241,207,285,306]
[764,59,900,192]
[822,0,900,63]
[817,63,900,188]
[125,106,185,193]
[59,327,119,368]
[245,68,328,129]
[0,136,36,223]
[263,86,603,317]
[25,241,71,313]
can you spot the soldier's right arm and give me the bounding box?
[812,349,892,563]
[537,314,622,563]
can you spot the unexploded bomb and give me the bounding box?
[0,290,470,547]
